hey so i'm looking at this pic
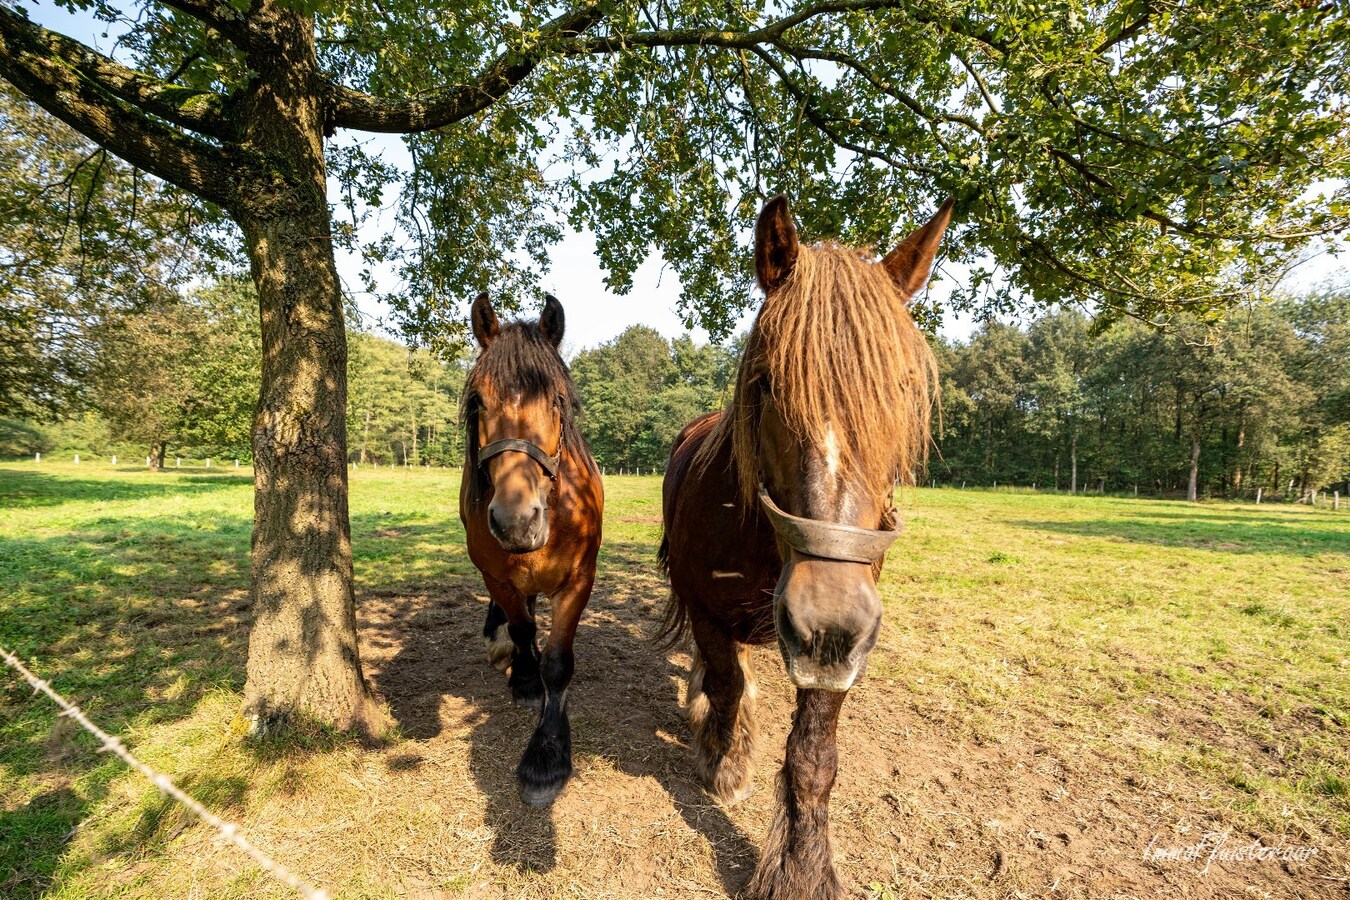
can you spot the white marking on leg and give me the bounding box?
[486,623,513,672]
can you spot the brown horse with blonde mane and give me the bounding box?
[460,291,603,807]
[660,195,950,898]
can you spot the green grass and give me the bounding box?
[1,462,1346,898]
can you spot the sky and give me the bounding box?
[22,3,1350,355]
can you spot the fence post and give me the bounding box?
[111,455,117,465]
[176,457,181,467]
[235,459,240,468]
[146,456,151,467]
[74,453,79,464]
[1256,487,1262,504]
[35,452,40,464]
[1335,491,1340,511]
[206,458,211,468]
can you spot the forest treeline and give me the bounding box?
[4,277,1346,500]
[932,294,1348,500]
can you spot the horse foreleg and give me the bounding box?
[516,573,591,807]
[482,574,542,708]
[744,688,847,900]
[687,616,758,805]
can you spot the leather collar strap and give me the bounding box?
[757,485,902,564]
[479,438,561,479]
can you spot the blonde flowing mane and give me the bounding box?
[698,241,939,507]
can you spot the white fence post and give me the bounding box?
[235,459,240,468]
[111,455,117,465]
[1335,491,1340,511]
[146,456,151,467]
[1256,487,1263,504]
[176,457,181,467]
[74,453,79,464]
[35,452,40,463]
[206,458,211,468]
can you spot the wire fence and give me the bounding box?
[1,646,331,900]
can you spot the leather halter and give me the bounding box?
[757,485,902,564]
[478,438,562,479]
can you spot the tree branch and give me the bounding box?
[566,0,1007,55]
[158,0,251,47]
[327,2,609,133]
[0,8,233,140]
[746,44,939,176]
[0,7,240,208]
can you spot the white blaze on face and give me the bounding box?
[824,425,841,479]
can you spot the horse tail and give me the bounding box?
[655,585,691,650]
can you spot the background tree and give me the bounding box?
[3,0,1345,731]
[347,333,469,467]
[92,277,261,468]
[931,290,1350,499]
[0,83,206,420]
[571,325,734,470]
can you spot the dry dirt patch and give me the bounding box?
[351,570,1345,899]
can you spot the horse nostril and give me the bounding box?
[489,507,505,535]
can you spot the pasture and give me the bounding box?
[1,461,1346,899]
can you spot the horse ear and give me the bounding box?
[471,291,499,348]
[883,197,954,303]
[540,293,565,347]
[755,194,799,294]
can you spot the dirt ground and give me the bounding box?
[353,559,1346,899]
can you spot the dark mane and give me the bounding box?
[461,319,593,506]
[694,242,939,506]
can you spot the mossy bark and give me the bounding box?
[234,1,383,735]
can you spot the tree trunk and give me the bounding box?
[150,440,166,471]
[1187,430,1201,502]
[235,1,383,735]
[1233,403,1246,494]
[358,407,370,464]
[1070,431,1078,493]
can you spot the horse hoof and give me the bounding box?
[713,780,754,806]
[511,682,544,710]
[518,777,567,808]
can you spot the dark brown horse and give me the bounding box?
[460,291,604,807]
[660,196,950,898]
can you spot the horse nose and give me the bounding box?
[773,555,882,692]
[488,499,548,552]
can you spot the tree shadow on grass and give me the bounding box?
[0,786,87,900]
[1012,514,1348,556]
[0,468,250,509]
[368,537,759,894]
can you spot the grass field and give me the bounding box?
[1,461,1346,899]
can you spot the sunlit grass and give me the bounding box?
[1,461,1346,898]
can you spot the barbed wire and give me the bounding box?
[1,645,332,900]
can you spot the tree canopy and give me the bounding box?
[0,84,208,418]
[3,0,1346,342]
